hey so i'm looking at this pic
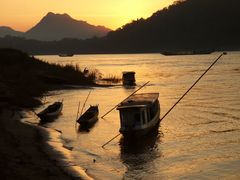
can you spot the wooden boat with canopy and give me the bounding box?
[117,93,160,137]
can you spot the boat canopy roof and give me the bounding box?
[122,71,135,75]
[117,93,159,109]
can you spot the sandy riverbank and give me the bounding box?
[0,108,92,180]
[0,49,118,180]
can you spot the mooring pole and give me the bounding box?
[101,133,121,148]
[160,52,227,121]
[101,81,150,118]
[75,101,81,131]
[80,90,92,116]
[100,81,150,148]
[75,101,81,121]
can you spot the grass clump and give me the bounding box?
[99,74,121,84]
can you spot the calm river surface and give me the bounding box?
[35,52,240,179]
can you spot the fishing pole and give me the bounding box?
[160,52,227,121]
[76,101,81,121]
[75,101,81,131]
[101,81,150,118]
[80,90,92,116]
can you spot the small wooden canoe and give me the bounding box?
[77,105,99,126]
[37,101,63,122]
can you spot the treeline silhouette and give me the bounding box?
[0,0,239,54]
[108,0,240,52]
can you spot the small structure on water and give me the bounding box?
[122,71,136,86]
[117,93,160,137]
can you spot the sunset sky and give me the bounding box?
[0,0,175,32]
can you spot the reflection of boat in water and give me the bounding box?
[77,105,99,128]
[58,53,74,57]
[37,101,63,122]
[122,71,136,86]
[119,125,161,179]
[119,123,160,153]
[117,93,160,137]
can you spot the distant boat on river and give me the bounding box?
[37,101,63,122]
[117,93,160,137]
[161,49,214,56]
[58,53,74,57]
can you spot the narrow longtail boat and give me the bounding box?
[77,105,99,126]
[117,93,160,137]
[58,53,74,57]
[37,101,63,122]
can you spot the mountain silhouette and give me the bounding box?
[0,0,239,54]
[25,12,111,41]
[0,26,23,37]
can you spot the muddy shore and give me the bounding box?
[0,108,93,180]
[0,49,118,179]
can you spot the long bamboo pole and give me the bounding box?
[80,90,92,116]
[101,133,121,148]
[75,101,81,121]
[160,52,227,121]
[101,81,150,118]
[101,53,227,149]
[75,101,81,131]
[100,81,150,148]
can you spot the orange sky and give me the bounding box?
[0,0,175,32]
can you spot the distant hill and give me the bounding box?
[0,26,23,37]
[105,0,240,52]
[0,12,111,41]
[25,12,111,41]
[0,0,239,54]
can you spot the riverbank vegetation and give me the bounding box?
[99,74,121,84]
[0,48,97,108]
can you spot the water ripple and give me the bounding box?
[189,120,226,126]
[210,129,240,134]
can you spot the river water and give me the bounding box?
[34,52,240,179]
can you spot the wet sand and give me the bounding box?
[0,108,92,180]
